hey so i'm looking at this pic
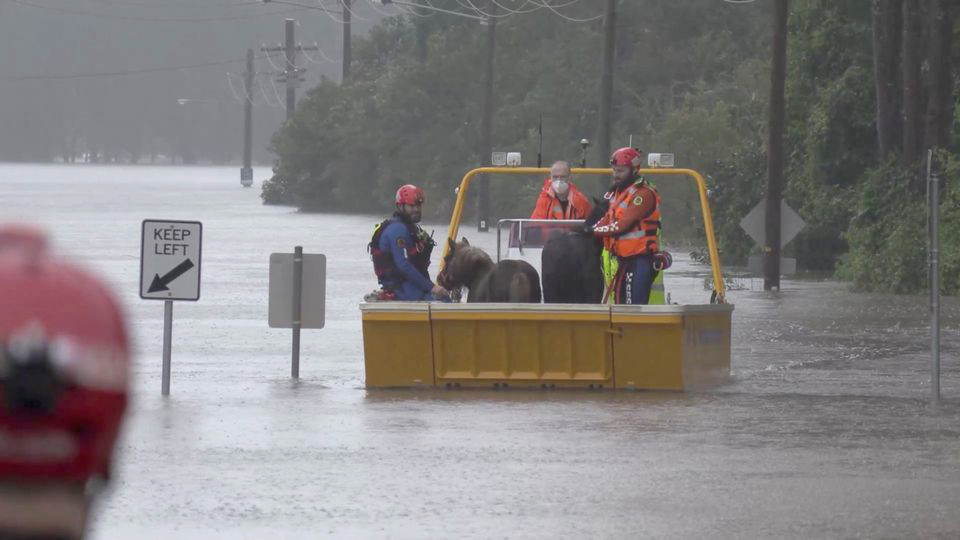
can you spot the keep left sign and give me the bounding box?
[140,219,202,301]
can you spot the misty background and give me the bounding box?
[0,0,385,163]
[1,1,958,294]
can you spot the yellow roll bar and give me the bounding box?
[441,167,726,303]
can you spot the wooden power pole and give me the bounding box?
[764,0,788,291]
[342,0,352,82]
[596,0,615,168]
[241,48,254,187]
[477,1,496,232]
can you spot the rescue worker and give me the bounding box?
[588,148,671,305]
[0,224,131,540]
[530,160,592,220]
[368,184,448,301]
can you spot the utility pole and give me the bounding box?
[241,48,254,187]
[764,0,788,291]
[477,2,496,232]
[284,18,296,120]
[342,0,352,81]
[596,0,615,169]
[261,19,317,121]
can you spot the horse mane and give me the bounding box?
[445,241,494,289]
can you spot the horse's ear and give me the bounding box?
[447,237,456,250]
[461,237,470,246]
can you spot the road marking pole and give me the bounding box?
[292,246,303,379]
[162,300,173,396]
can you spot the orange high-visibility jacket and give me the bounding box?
[530,178,592,220]
[593,180,661,257]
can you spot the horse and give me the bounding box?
[540,197,608,303]
[438,238,542,303]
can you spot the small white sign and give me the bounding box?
[140,220,202,301]
[268,253,326,329]
[647,153,674,168]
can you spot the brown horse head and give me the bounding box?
[438,237,492,291]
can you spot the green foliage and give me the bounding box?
[262,1,959,295]
[836,155,960,294]
[702,143,767,266]
[783,0,874,271]
[835,162,925,292]
[262,3,770,226]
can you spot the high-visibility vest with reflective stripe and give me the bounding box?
[601,178,666,304]
[602,180,662,257]
[648,231,666,305]
[544,198,577,220]
[601,247,618,304]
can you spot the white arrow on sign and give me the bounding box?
[739,200,806,249]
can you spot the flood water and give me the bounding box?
[2,164,958,539]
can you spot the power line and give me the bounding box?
[4,0,312,21]
[0,53,283,83]
[261,0,344,19]
[454,0,510,18]
[385,0,487,21]
[301,42,337,64]
[488,0,556,16]
[522,0,601,22]
[364,0,400,17]
[336,0,371,22]
[81,0,266,8]
[226,72,250,104]
[256,73,283,107]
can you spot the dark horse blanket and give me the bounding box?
[540,197,608,303]
[439,238,542,303]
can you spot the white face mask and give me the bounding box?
[551,179,569,197]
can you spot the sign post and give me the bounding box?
[162,300,173,395]
[292,246,303,379]
[269,249,326,378]
[140,219,202,395]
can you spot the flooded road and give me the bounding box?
[2,164,958,539]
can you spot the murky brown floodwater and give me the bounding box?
[1,164,956,539]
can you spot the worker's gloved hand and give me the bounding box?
[652,251,673,272]
[431,284,449,299]
[570,223,593,236]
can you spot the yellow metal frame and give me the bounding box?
[441,167,726,303]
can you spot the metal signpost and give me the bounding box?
[140,220,202,396]
[268,248,326,378]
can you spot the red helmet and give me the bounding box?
[395,184,425,206]
[0,225,129,482]
[610,147,644,169]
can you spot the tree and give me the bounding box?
[871,0,900,161]
[922,0,954,154]
[901,0,922,169]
